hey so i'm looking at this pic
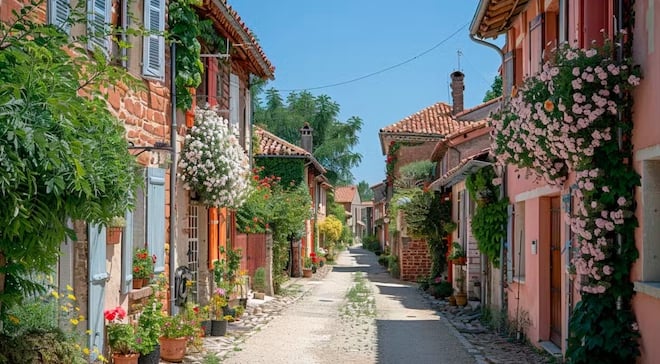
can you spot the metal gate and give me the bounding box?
[187,205,200,303]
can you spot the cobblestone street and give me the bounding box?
[179,247,558,363]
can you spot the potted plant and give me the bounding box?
[135,277,165,364]
[448,242,467,265]
[133,248,155,289]
[302,257,313,278]
[197,305,212,337]
[429,276,453,299]
[252,267,266,300]
[454,272,468,307]
[159,313,196,362]
[208,287,229,336]
[107,216,126,245]
[105,306,139,364]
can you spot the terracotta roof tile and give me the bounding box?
[254,127,326,174]
[334,186,357,203]
[379,102,465,136]
[202,0,275,79]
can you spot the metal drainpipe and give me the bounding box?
[169,43,178,315]
[469,33,507,311]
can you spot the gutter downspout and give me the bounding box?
[468,33,507,312]
[169,43,178,315]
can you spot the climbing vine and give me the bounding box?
[490,28,641,361]
[466,165,507,268]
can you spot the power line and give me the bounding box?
[277,22,469,92]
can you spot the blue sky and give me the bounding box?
[229,0,504,186]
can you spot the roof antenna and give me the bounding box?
[456,49,463,71]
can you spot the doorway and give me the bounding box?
[549,197,562,346]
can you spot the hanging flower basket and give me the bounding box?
[452,257,467,265]
[178,107,251,209]
[107,227,122,245]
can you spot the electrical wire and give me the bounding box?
[277,22,470,92]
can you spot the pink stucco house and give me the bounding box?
[470,0,660,362]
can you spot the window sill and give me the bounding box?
[512,277,526,284]
[634,281,660,299]
[129,285,153,301]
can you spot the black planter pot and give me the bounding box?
[200,320,212,336]
[211,319,227,336]
[138,344,160,364]
[222,306,236,317]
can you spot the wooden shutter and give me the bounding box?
[582,0,608,46]
[207,60,218,106]
[49,0,70,31]
[143,0,165,78]
[503,51,515,98]
[529,14,544,76]
[121,209,134,294]
[229,73,240,132]
[87,0,110,52]
[88,223,107,359]
[147,168,166,273]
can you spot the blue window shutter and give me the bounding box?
[88,223,107,359]
[147,168,166,273]
[87,0,110,52]
[142,0,165,78]
[121,209,134,294]
[49,0,70,31]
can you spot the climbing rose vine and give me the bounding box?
[179,107,251,208]
[491,37,641,363]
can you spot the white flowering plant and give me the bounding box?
[179,107,251,208]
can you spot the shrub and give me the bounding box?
[253,267,266,292]
[377,255,390,268]
[388,255,399,278]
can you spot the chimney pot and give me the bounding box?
[450,71,465,115]
[300,122,313,153]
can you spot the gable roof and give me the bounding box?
[470,0,531,39]
[334,186,357,204]
[254,127,326,174]
[201,0,275,79]
[378,102,471,154]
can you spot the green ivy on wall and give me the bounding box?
[255,158,306,187]
[466,165,507,268]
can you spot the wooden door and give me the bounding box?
[550,197,562,346]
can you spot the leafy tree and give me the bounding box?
[483,75,502,102]
[254,88,362,185]
[357,181,374,201]
[318,215,343,244]
[0,3,139,310]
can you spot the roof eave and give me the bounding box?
[469,0,492,36]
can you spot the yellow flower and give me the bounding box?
[82,347,90,355]
[70,318,79,325]
[79,315,85,321]
[66,284,74,291]
[51,291,60,299]
[74,344,81,350]
[67,293,76,301]
[85,329,92,335]
[8,315,19,324]
[98,354,107,363]
[61,305,70,313]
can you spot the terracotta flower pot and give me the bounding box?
[455,292,468,307]
[132,278,145,290]
[112,353,139,364]
[159,337,187,362]
[107,227,122,245]
[452,257,467,265]
[302,268,313,278]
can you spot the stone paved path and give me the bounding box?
[172,246,559,364]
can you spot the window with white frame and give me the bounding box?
[641,160,660,282]
[49,0,70,31]
[87,0,111,52]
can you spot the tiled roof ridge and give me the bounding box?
[380,101,455,135]
[255,127,308,156]
[453,96,502,119]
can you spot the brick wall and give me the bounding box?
[394,141,438,177]
[398,237,432,281]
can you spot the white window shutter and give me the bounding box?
[121,209,134,294]
[49,0,70,31]
[147,168,166,273]
[143,0,165,78]
[87,0,110,52]
[229,73,240,133]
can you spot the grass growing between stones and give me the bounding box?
[341,272,376,318]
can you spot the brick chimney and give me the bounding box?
[300,122,313,153]
[450,71,465,115]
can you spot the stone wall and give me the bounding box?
[398,238,432,281]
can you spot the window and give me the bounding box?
[49,0,70,31]
[130,168,166,274]
[142,0,165,78]
[558,0,568,44]
[503,51,515,97]
[641,160,660,282]
[456,191,462,240]
[87,0,111,52]
[513,202,526,280]
[581,0,609,47]
[229,73,240,134]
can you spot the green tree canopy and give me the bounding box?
[357,181,374,201]
[254,89,362,185]
[483,75,502,102]
[0,4,139,309]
